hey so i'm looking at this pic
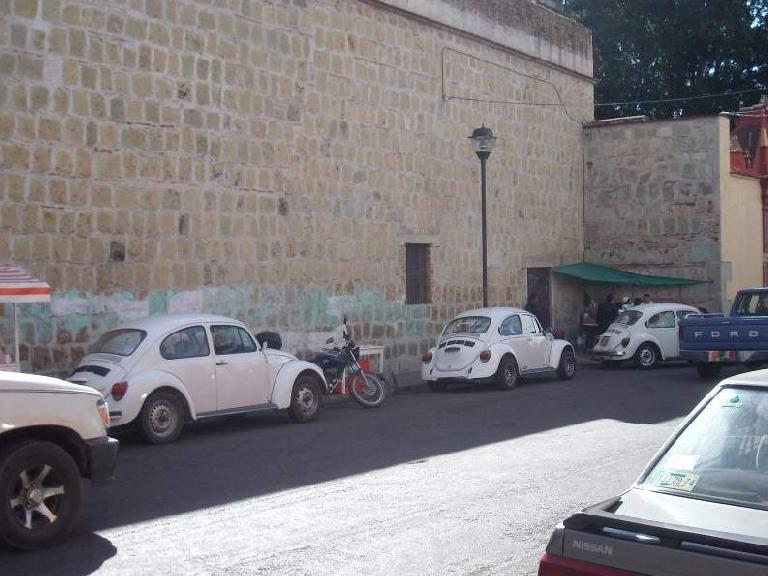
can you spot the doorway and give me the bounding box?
[526,267,552,329]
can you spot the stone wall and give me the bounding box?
[0,0,593,376]
[583,117,723,311]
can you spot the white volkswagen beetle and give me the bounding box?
[421,307,576,390]
[591,303,700,369]
[67,314,327,444]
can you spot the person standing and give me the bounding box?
[597,293,618,334]
[525,293,543,323]
[642,293,653,304]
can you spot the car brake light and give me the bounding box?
[422,351,433,363]
[479,349,491,362]
[620,337,630,347]
[538,553,641,576]
[111,381,128,401]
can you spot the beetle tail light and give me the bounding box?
[421,351,433,363]
[479,349,492,362]
[620,337,630,347]
[111,381,128,401]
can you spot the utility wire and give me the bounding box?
[595,88,765,107]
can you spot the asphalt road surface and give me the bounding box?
[2,361,726,576]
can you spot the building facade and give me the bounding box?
[584,111,765,314]
[0,0,593,376]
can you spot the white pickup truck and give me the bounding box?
[0,371,119,550]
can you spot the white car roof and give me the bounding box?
[113,314,246,334]
[718,368,768,389]
[453,307,529,323]
[625,303,700,314]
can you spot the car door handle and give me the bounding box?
[216,361,228,366]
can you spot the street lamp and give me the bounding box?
[468,125,496,307]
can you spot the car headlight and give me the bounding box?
[97,398,110,429]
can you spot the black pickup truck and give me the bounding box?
[679,288,768,378]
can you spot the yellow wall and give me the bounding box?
[720,118,764,306]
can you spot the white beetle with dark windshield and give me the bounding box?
[591,303,700,369]
[67,314,327,444]
[421,307,576,391]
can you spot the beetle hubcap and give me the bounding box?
[296,387,316,413]
[10,465,64,530]
[149,402,176,435]
[639,348,655,366]
[504,363,516,384]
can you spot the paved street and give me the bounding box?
[1,361,725,576]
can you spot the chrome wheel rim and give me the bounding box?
[504,362,516,385]
[638,347,656,367]
[149,400,177,437]
[295,386,317,414]
[10,464,64,531]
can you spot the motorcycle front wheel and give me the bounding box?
[348,371,386,408]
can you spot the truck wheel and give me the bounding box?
[495,355,519,390]
[557,349,576,380]
[288,375,322,423]
[0,440,82,550]
[139,391,185,444]
[634,343,659,369]
[696,363,722,379]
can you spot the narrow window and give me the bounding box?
[406,243,430,304]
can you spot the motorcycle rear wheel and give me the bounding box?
[348,371,386,408]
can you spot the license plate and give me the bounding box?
[444,347,460,353]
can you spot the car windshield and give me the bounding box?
[443,316,492,335]
[641,387,768,509]
[90,329,146,356]
[614,310,643,326]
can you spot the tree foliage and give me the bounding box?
[562,0,768,119]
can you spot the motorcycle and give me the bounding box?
[311,319,386,408]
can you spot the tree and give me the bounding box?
[562,0,768,119]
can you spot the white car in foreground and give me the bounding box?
[591,303,700,368]
[67,314,327,444]
[421,307,576,390]
[0,371,118,549]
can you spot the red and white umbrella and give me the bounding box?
[0,265,51,303]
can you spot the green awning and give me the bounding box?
[552,263,704,287]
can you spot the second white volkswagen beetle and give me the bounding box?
[592,303,700,368]
[67,314,327,444]
[421,307,576,391]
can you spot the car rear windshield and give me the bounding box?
[641,387,768,509]
[443,316,491,335]
[90,329,146,356]
[614,310,643,325]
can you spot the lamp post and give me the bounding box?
[468,126,497,307]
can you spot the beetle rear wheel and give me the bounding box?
[496,356,519,390]
[139,391,185,444]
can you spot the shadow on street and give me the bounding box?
[1,360,728,573]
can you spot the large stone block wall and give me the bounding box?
[0,0,592,376]
[583,118,723,311]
